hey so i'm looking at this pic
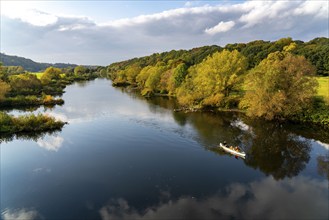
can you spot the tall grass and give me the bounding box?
[0,112,66,134]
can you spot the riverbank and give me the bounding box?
[0,95,64,108]
[120,85,329,128]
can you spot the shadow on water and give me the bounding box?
[120,88,327,180]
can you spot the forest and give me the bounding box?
[107,37,329,126]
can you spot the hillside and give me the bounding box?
[0,53,77,72]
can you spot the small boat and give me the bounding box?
[219,143,246,159]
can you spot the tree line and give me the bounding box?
[0,52,78,72]
[107,37,329,125]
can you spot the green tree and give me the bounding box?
[74,65,87,76]
[240,51,318,120]
[171,63,188,88]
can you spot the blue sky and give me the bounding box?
[0,0,328,65]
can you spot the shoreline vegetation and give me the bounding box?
[108,37,329,127]
[1,65,105,137]
[0,112,67,142]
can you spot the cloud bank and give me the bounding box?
[1,1,328,65]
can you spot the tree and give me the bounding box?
[41,67,62,84]
[240,51,318,120]
[145,62,166,92]
[125,64,141,84]
[0,62,8,81]
[0,80,10,101]
[74,65,87,76]
[9,74,42,95]
[177,50,248,107]
[136,66,153,88]
[171,63,188,88]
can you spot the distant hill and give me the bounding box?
[0,53,77,72]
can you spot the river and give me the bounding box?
[1,78,328,220]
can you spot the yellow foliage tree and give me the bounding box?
[177,50,248,107]
[0,80,11,101]
[240,51,318,120]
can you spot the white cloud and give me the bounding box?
[1,1,58,26]
[205,21,235,35]
[294,0,328,18]
[1,1,328,65]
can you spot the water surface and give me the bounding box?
[1,79,328,220]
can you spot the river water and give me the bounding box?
[1,79,328,220]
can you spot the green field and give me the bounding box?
[316,76,329,102]
[32,72,44,79]
[32,72,65,79]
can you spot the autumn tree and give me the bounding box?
[9,74,42,95]
[145,62,166,92]
[41,67,62,84]
[0,62,8,81]
[136,66,153,88]
[240,51,318,120]
[0,80,11,101]
[177,50,248,107]
[125,64,142,84]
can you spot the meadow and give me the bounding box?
[317,76,329,103]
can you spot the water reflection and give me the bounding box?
[1,80,329,220]
[99,176,328,220]
[37,135,64,152]
[317,141,329,150]
[120,88,325,180]
[1,208,40,220]
[317,154,329,180]
[0,129,63,145]
[156,107,313,180]
[238,118,312,180]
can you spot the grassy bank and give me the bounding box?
[0,112,66,135]
[316,76,329,103]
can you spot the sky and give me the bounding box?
[0,0,328,65]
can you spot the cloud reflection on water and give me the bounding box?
[316,141,329,150]
[1,208,39,220]
[37,135,64,152]
[99,176,328,220]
